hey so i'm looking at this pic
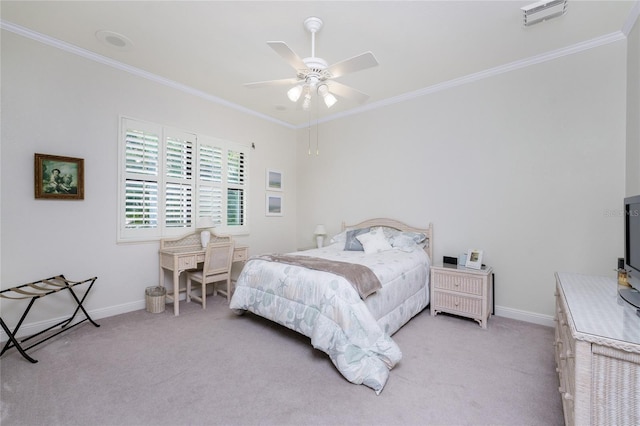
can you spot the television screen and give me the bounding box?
[628,200,640,276]
[620,195,640,309]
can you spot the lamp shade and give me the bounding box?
[196,217,215,229]
[318,85,337,108]
[314,224,327,235]
[287,85,303,102]
[323,92,337,108]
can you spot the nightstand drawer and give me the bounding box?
[433,291,483,316]
[432,270,483,296]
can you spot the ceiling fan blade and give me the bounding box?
[327,51,379,78]
[244,77,300,88]
[328,81,370,104]
[267,41,307,71]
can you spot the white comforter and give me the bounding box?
[229,243,430,394]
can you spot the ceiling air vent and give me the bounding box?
[521,0,568,27]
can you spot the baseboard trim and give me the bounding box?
[0,291,194,342]
[494,305,555,328]
[0,300,145,342]
[2,299,554,342]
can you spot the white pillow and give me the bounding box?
[391,233,418,252]
[356,228,392,255]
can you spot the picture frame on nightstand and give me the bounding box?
[465,249,483,269]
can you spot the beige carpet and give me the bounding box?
[0,296,563,426]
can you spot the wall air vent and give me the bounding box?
[521,0,568,27]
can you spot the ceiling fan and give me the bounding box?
[244,16,379,110]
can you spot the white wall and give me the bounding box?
[0,32,298,329]
[0,24,633,334]
[296,39,628,322]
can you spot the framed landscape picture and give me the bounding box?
[34,153,84,200]
[266,169,283,191]
[266,193,283,216]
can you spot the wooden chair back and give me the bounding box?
[203,241,235,278]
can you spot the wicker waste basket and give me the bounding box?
[145,286,166,313]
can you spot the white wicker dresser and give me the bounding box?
[555,272,640,425]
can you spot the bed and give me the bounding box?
[229,218,433,394]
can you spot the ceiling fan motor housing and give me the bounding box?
[298,57,331,86]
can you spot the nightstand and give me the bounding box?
[430,264,493,328]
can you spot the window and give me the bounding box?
[118,117,249,242]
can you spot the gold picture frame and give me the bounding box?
[34,153,84,200]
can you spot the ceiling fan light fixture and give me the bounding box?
[302,92,311,111]
[318,84,337,108]
[287,85,303,102]
[324,93,337,108]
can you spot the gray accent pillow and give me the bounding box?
[344,227,370,251]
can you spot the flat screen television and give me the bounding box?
[619,194,640,308]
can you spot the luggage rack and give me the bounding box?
[0,274,99,363]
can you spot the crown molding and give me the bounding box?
[310,30,627,128]
[0,19,628,130]
[622,0,640,36]
[0,20,296,130]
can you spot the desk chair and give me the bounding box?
[186,241,235,308]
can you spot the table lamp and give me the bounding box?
[314,224,327,248]
[196,217,215,248]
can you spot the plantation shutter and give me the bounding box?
[118,117,250,242]
[226,148,246,227]
[121,119,161,238]
[164,130,196,229]
[197,138,224,226]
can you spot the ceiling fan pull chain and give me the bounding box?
[316,96,320,156]
[308,107,312,156]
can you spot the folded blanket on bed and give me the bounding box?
[254,254,382,299]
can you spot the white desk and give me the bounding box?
[159,233,248,316]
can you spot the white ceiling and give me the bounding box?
[2,1,638,127]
